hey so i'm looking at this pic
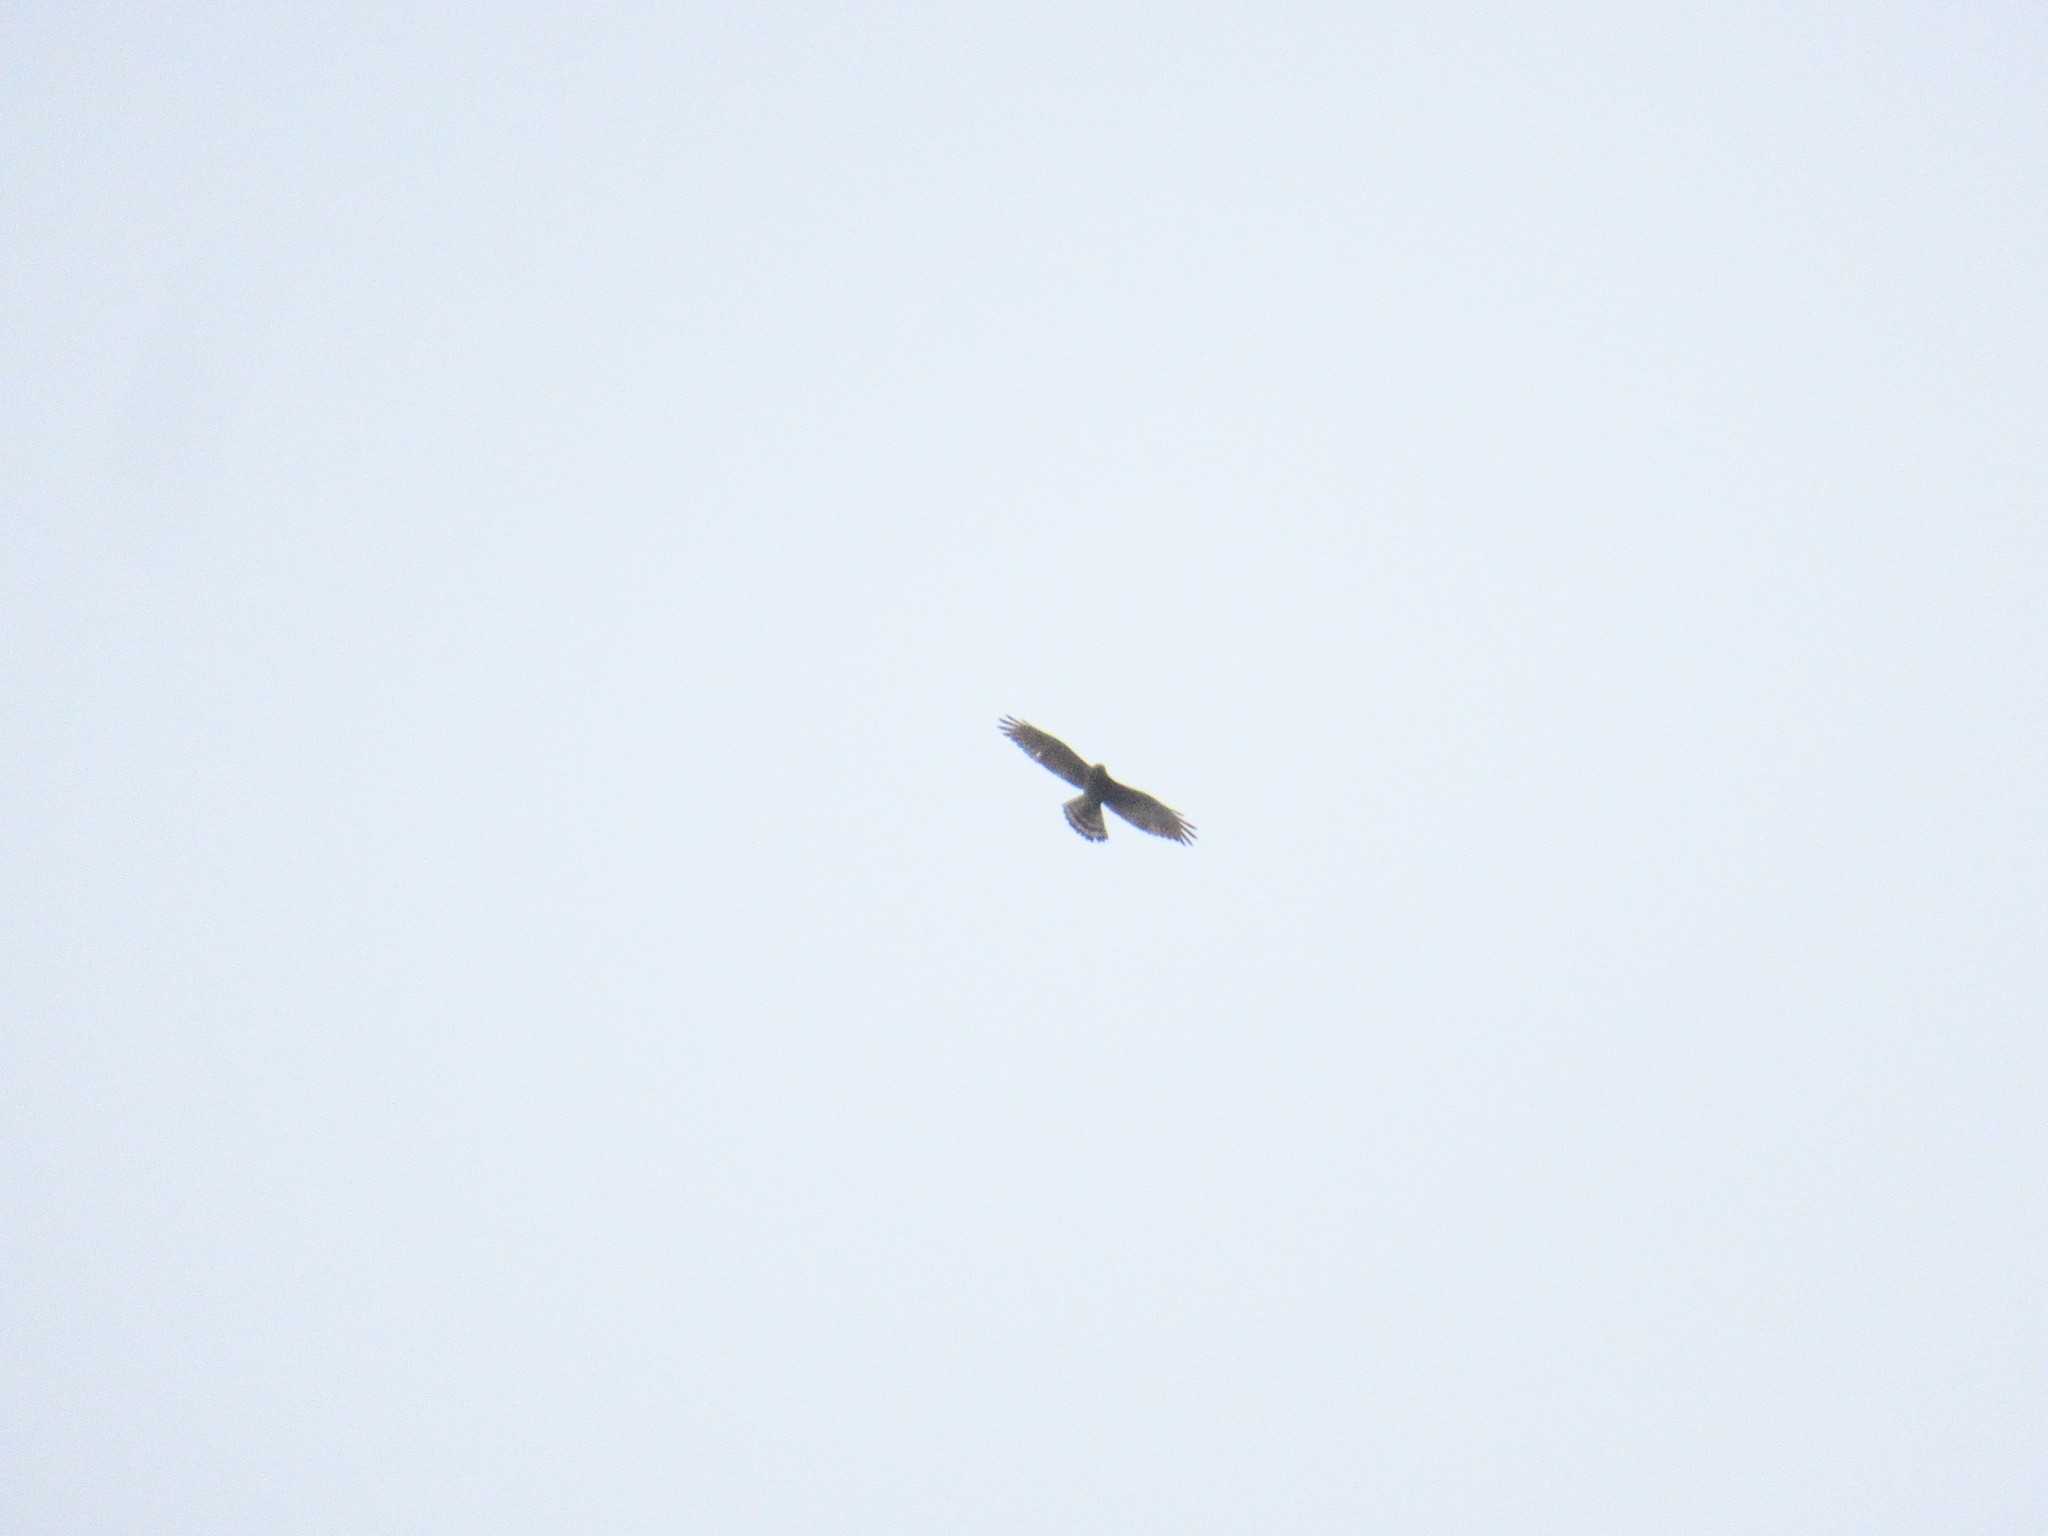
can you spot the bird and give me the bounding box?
[999,716,1196,844]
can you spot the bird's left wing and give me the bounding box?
[999,716,1091,788]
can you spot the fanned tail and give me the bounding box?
[1063,794,1108,842]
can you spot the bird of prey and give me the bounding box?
[999,716,1196,844]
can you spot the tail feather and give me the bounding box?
[1063,794,1108,841]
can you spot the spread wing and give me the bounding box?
[999,716,1091,789]
[1102,780,1197,844]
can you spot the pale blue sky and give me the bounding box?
[7,3,2046,1530]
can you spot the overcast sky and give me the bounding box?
[7,3,2046,1530]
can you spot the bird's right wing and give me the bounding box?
[1102,782,1197,844]
[999,716,1091,788]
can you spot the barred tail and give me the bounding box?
[1063,794,1108,841]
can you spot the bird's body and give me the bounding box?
[999,717,1195,844]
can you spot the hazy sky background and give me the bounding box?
[7,3,2045,1530]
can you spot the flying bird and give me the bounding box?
[999,716,1196,844]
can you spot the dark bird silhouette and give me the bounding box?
[999,716,1196,844]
